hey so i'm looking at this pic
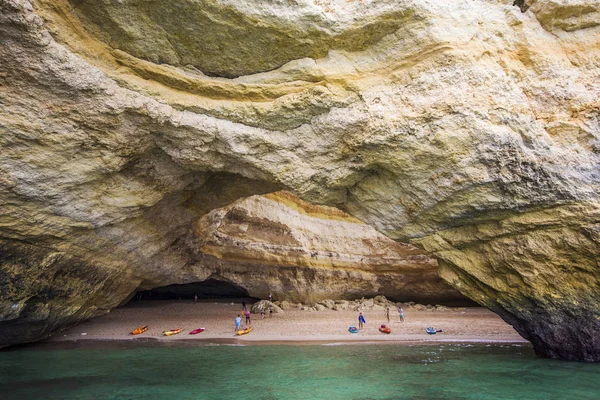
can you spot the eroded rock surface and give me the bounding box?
[194,191,464,303]
[0,0,599,360]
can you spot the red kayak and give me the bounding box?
[189,328,206,335]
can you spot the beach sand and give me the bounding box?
[47,299,527,345]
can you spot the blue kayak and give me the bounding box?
[426,327,442,335]
[348,326,359,333]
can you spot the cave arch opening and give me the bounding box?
[190,189,472,307]
[130,279,257,303]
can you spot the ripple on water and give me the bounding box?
[1,343,599,400]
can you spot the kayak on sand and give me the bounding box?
[131,325,148,335]
[189,328,206,335]
[379,324,391,334]
[163,328,183,336]
[237,326,252,336]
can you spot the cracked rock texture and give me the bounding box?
[194,191,465,303]
[0,0,599,360]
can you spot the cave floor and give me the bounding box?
[45,300,526,345]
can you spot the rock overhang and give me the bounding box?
[64,0,422,78]
[0,0,599,360]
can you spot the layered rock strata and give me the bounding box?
[0,0,599,360]
[194,191,465,303]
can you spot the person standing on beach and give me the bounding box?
[399,306,404,322]
[269,307,273,318]
[244,309,251,326]
[268,292,273,303]
[235,315,241,332]
[242,300,246,310]
[261,310,265,319]
[358,312,366,329]
[194,294,198,303]
[385,307,390,323]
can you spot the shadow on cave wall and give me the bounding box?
[130,279,257,302]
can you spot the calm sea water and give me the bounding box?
[1,342,599,400]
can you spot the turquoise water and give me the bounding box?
[1,342,599,399]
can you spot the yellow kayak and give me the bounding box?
[163,328,183,336]
[236,326,252,336]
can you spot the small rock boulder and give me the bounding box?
[319,299,335,309]
[358,298,374,308]
[333,300,349,311]
[251,300,283,314]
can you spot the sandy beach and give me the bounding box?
[47,299,527,345]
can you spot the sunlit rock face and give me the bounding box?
[0,0,599,360]
[65,0,414,78]
[194,191,465,303]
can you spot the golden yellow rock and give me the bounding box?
[193,191,465,303]
[0,0,599,361]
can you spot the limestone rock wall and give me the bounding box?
[193,191,464,303]
[0,0,599,360]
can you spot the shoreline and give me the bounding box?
[33,300,528,350]
[17,337,530,352]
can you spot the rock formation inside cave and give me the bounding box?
[134,279,252,301]
[0,0,599,360]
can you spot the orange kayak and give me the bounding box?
[131,325,148,335]
[163,328,183,336]
[379,325,391,334]
[236,326,252,336]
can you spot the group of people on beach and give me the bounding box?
[235,294,274,332]
[357,306,404,330]
[235,301,252,331]
[235,314,249,331]
[233,291,406,333]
